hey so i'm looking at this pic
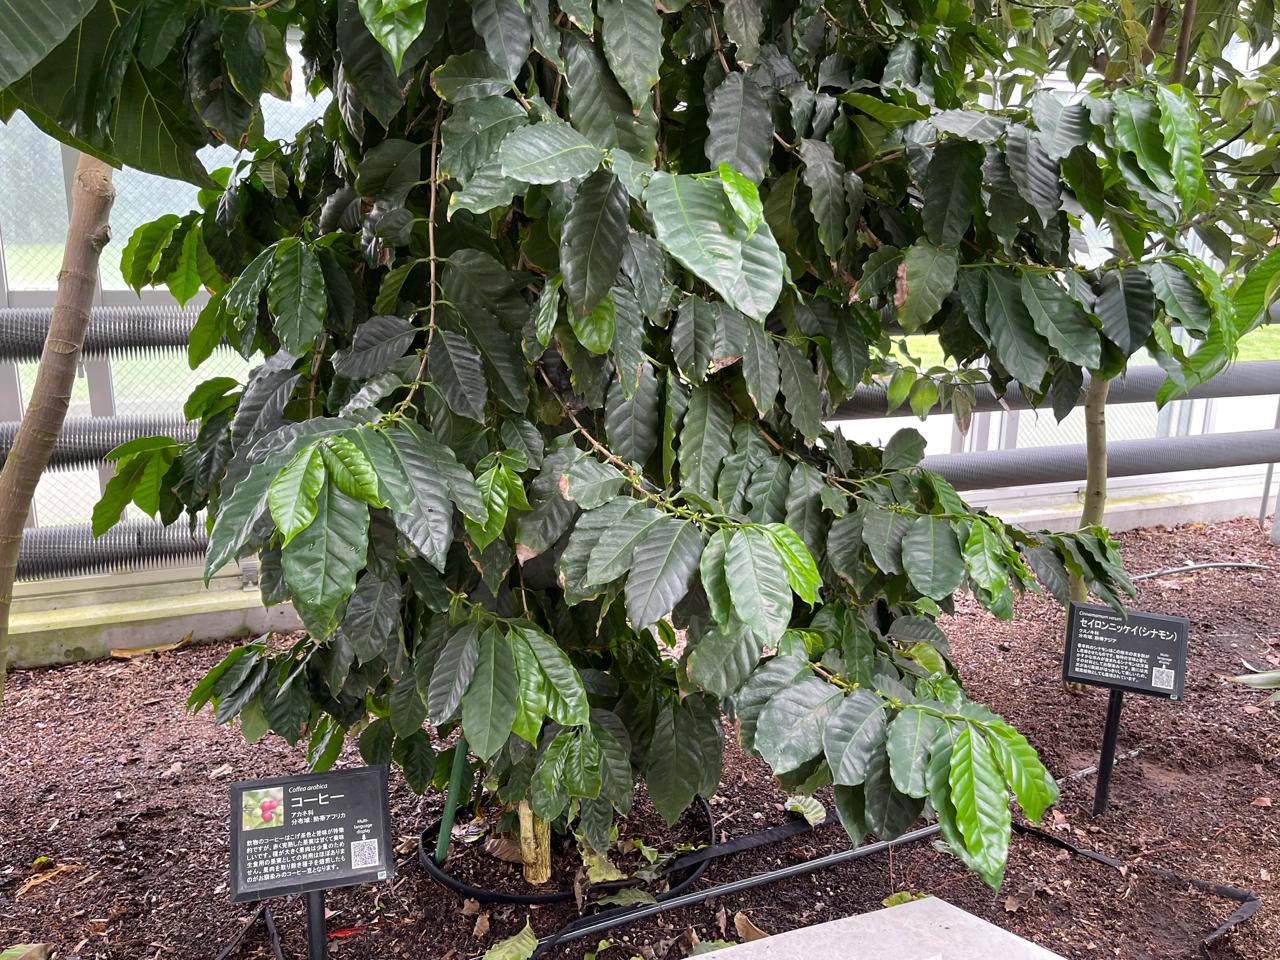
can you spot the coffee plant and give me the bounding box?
[6,0,1278,889]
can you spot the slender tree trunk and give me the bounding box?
[0,154,115,698]
[1070,376,1111,604]
[517,799,552,885]
[1170,0,1197,83]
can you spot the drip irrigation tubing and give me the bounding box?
[415,746,1257,960]
[1132,562,1268,580]
[416,797,717,907]
[211,743,1257,958]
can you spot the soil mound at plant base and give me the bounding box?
[1,518,1276,959]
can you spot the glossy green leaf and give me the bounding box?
[823,689,888,786]
[268,447,325,547]
[862,747,925,840]
[689,620,758,698]
[427,622,481,724]
[1030,91,1091,161]
[471,0,531,82]
[922,139,983,247]
[462,626,519,759]
[1020,272,1101,369]
[763,522,820,604]
[624,517,703,629]
[281,482,370,632]
[754,676,843,774]
[984,267,1051,386]
[268,240,327,355]
[498,122,605,184]
[839,92,927,124]
[357,0,427,73]
[706,73,772,184]
[678,386,733,500]
[799,138,846,260]
[561,170,630,316]
[986,722,1058,823]
[1096,268,1156,356]
[598,0,663,111]
[643,172,784,322]
[948,723,1011,890]
[605,361,660,464]
[429,329,489,421]
[1004,125,1061,227]
[516,623,589,725]
[1112,90,1177,195]
[901,515,964,600]
[885,709,942,798]
[585,500,664,584]
[725,527,793,645]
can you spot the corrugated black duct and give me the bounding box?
[0,305,203,361]
[0,416,195,470]
[16,521,208,581]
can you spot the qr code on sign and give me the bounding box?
[1152,667,1175,690]
[351,839,380,869]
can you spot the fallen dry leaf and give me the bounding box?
[472,912,490,939]
[734,912,769,941]
[460,899,481,917]
[110,632,191,659]
[1250,797,1272,808]
[208,764,233,779]
[1004,895,1024,913]
[483,836,524,864]
[16,863,82,899]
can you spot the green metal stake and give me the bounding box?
[434,735,469,865]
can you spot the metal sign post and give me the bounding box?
[306,890,328,960]
[1062,602,1189,817]
[1091,689,1126,816]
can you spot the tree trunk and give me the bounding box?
[1070,376,1111,602]
[517,800,552,885]
[0,154,115,698]
[1064,376,1110,693]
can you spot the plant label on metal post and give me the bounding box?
[1063,602,1189,816]
[1063,602,1189,698]
[229,766,394,958]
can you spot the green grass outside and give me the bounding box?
[2,242,64,288]
[1236,324,1280,362]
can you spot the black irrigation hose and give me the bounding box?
[522,823,942,959]
[428,744,1259,960]
[416,798,716,907]
[215,900,287,960]
[1011,823,1261,959]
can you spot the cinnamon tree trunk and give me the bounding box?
[0,153,115,699]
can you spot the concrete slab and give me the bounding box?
[707,897,1063,960]
[9,565,300,667]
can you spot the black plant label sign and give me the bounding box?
[1063,602,1189,700]
[229,765,394,902]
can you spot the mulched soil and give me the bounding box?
[2,517,1278,960]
